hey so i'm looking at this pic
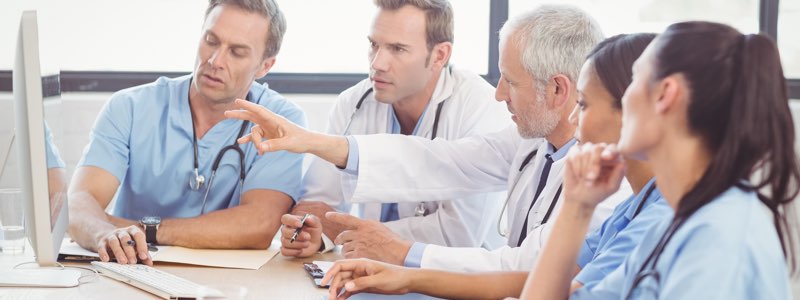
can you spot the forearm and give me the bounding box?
[157,201,288,249]
[520,203,594,300]
[306,133,350,169]
[409,270,528,300]
[67,191,117,251]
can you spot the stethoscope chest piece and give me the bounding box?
[414,203,427,217]
[190,168,205,190]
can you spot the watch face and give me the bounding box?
[141,216,161,225]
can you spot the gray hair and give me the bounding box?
[206,0,287,59]
[500,4,604,94]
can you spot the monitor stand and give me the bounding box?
[0,269,82,287]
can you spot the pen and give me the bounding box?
[290,213,310,243]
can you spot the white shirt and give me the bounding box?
[301,67,511,250]
[342,125,628,272]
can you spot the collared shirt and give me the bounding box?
[378,106,428,222]
[572,186,792,300]
[574,178,672,289]
[79,75,306,220]
[394,139,578,268]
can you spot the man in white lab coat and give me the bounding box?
[279,0,510,260]
[228,4,628,272]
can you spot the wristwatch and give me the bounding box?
[140,216,161,244]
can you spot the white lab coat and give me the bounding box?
[301,67,511,249]
[342,125,629,272]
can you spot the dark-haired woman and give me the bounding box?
[525,21,799,300]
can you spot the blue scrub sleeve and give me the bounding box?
[403,242,427,268]
[44,123,65,169]
[570,257,628,300]
[574,201,671,288]
[576,227,602,269]
[241,103,307,202]
[77,93,132,182]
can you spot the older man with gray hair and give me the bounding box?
[226,4,629,272]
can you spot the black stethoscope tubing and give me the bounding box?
[189,89,251,214]
[345,87,445,216]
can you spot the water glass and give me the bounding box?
[0,188,25,254]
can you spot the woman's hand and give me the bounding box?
[563,142,626,209]
[322,258,414,300]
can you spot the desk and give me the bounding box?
[0,244,340,300]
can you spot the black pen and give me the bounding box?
[290,213,310,243]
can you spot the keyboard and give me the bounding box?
[91,261,222,299]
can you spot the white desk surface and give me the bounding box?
[0,243,340,300]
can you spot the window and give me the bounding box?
[509,0,759,36]
[778,0,800,78]
[0,0,206,72]
[0,0,489,75]
[277,1,489,74]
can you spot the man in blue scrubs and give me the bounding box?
[67,0,305,265]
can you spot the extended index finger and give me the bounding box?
[325,212,367,229]
[224,105,260,124]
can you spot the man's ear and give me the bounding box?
[429,42,452,70]
[550,74,573,109]
[255,56,277,79]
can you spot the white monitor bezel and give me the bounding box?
[13,10,68,267]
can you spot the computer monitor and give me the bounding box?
[13,10,69,267]
[0,10,80,288]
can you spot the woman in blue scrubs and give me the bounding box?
[524,21,800,300]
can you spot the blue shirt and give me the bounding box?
[44,123,65,169]
[79,75,306,220]
[574,178,672,289]
[572,186,792,300]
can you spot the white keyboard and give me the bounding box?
[91,261,222,299]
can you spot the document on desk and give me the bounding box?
[59,238,279,270]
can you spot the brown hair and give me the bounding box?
[647,21,800,273]
[206,0,286,59]
[586,33,656,108]
[373,0,454,51]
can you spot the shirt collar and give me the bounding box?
[428,66,453,106]
[623,177,661,220]
[548,138,577,161]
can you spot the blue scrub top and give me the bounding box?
[574,178,672,289]
[78,75,307,220]
[572,186,792,300]
[44,123,65,169]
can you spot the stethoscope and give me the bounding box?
[496,149,562,237]
[188,90,251,215]
[344,87,445,217]
[625,218,679,299]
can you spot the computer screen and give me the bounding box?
[11,10,68,267]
